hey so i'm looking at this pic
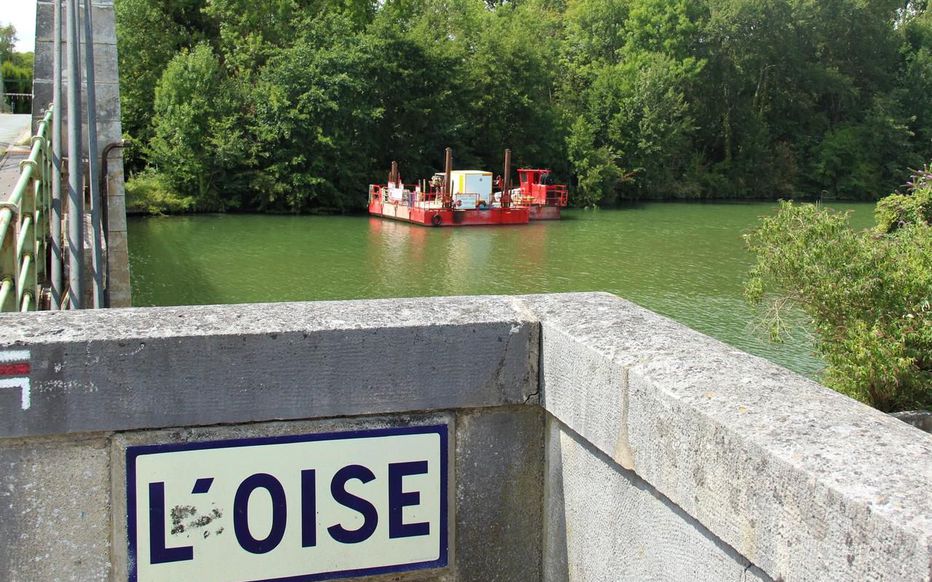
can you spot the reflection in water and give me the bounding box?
[129,202,875,380]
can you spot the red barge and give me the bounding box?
[368,148,567,226]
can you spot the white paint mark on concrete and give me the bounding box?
[34,379,98,395]
[120,343,146,357]
[0,350,30,363]
[0,350,31,410]
[0,378,31,410]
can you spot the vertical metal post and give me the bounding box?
[502,149,512,208]
[444,148,453,200]
[66,0,84,309]
[83,0,104,308]
[50,0,63,309]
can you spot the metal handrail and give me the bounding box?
[546,185,569,207]
[0,108,53,312]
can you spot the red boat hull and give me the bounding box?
[369,200,529,226]
[529,205,562,220]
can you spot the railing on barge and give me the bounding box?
[0,108,52,312]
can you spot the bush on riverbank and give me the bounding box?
[745,167,932,412]
[875,167,932,233]
[125,169,196,215]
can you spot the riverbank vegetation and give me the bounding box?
[116,0,932,213]
[745,166,932,412]
[0,25,33,115]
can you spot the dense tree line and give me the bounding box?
[1,25,33,115]
[116,0,932,212]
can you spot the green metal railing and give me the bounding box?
[0,108,53,312]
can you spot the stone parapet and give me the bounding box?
[0,293,928,581]
[525,292,931,581]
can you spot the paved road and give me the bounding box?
[0,115,32,198]
[0,114,31,148]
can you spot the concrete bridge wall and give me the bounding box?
[0,293,929,581]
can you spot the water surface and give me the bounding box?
[129,202,875,379]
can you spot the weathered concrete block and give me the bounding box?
[30,79,53,114]
[0,297,538,437]
[522,292,932,582]
[34,4,117,46]
[0,434,112,581]
[624,361,932,582]
[104,246,130,285]
[104,152,125,183]
[87,83,123,125]
[89,4,118,44]
[536,320,629,469]
[544,417,771,582]
[34,40,120,83]
[80,119,124,152]
[105,156,128,286]
[107,287,132,310]
[30,84,123,149]
[455,406,544,581]
[106,194,128,232]
[33,2,58,43]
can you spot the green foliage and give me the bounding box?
[247,13,376,211]
[1,56,33,113]
[559,0,704,203]
[125,169,196,214]
[116,0,932,211]
[0,24,15,63]
[1,23,31,115]
[566,116,624,207]
[875,164,932,232]
[115,0,210,170]
[149,43,247,210]
[745,169,932,411]
[899,8,932,163]
[467,2,566,172]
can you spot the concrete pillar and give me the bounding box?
[33,0,132,307]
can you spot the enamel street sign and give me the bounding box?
[126,425,448,582]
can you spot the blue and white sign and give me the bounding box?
[126,425,448,582]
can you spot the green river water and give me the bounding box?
[128,202,875,379]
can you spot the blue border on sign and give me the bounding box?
[126,424,449,582]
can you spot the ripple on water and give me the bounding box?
[128,202,875,380]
